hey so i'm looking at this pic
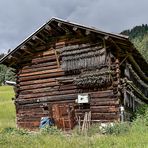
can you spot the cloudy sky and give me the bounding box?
[0,0,148,53]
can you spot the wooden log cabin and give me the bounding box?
[0,18,148,130]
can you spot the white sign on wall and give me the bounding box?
[77,93,89,103]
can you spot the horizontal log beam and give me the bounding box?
[20,65,58,74]
[90,90,114,98]
[76,112,118,120]
[90,100,119,106]
[19,68,63,77]
[31,55,56,64]
[19,78,56,86]
[91,113,118,120]
[18,100,74,108]
[35,50,55,57]
[15,94,77,105]
[19,85,77,94]
[75,107,118,113]
[18,72,64,81]
[18,89,77,99]
[90,106,118,113]
[22,61,57,69]
[19,82,59,90]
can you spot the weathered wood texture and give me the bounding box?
[15,40,120,130]
[16,90,119,129]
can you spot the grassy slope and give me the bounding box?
[0,86,148,148]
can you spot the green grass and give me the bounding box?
[0,86,15,128]
[0,86,148,148]
[0,85,15,101]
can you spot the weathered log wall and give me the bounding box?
[16,90,119,129]
[15,39,120,130]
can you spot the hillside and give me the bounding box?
[121,24,148,62]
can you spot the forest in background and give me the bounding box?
[121,24,148,62]
[0,52,15,85]
[0,24,148,85]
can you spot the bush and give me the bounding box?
[132,106,148,127]
[133,104,148,118]
[73,122,131,136]
[100,122,131,135]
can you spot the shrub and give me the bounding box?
[132,104,148,120]
[73,122,131,136]
[101,122,131,135]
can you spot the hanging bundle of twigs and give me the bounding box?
[60,43,106,71]
[74,70,112,88]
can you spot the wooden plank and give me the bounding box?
[19,82,59,90]
[20,65,58,74]
[90,90,114,98]
[76,112,118,120]
[31,55,56,64]
[22,61,57,69]
[34,50,55,57]
[91,113,118,120]
[18,89,77,99]
[19,85,77,94]
[19,100,74,108]
[90,100,119,106]
[16,94,77,105]
[19,78,57,86]
[18,72,64,81]
[19,68,63,77]
[90,106,118,113]
[75,106,118,113]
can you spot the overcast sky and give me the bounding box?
[0,0,148,53]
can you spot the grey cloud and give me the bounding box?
[0,0,148,53]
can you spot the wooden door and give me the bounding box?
[52,104,76,130]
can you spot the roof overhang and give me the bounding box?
[0,17,147,77]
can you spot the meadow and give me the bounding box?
[0,86,148,148]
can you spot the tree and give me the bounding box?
[0,64,15,85]
[0,52,15,85]
[121,24,148,62]
[0,53,5,59]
